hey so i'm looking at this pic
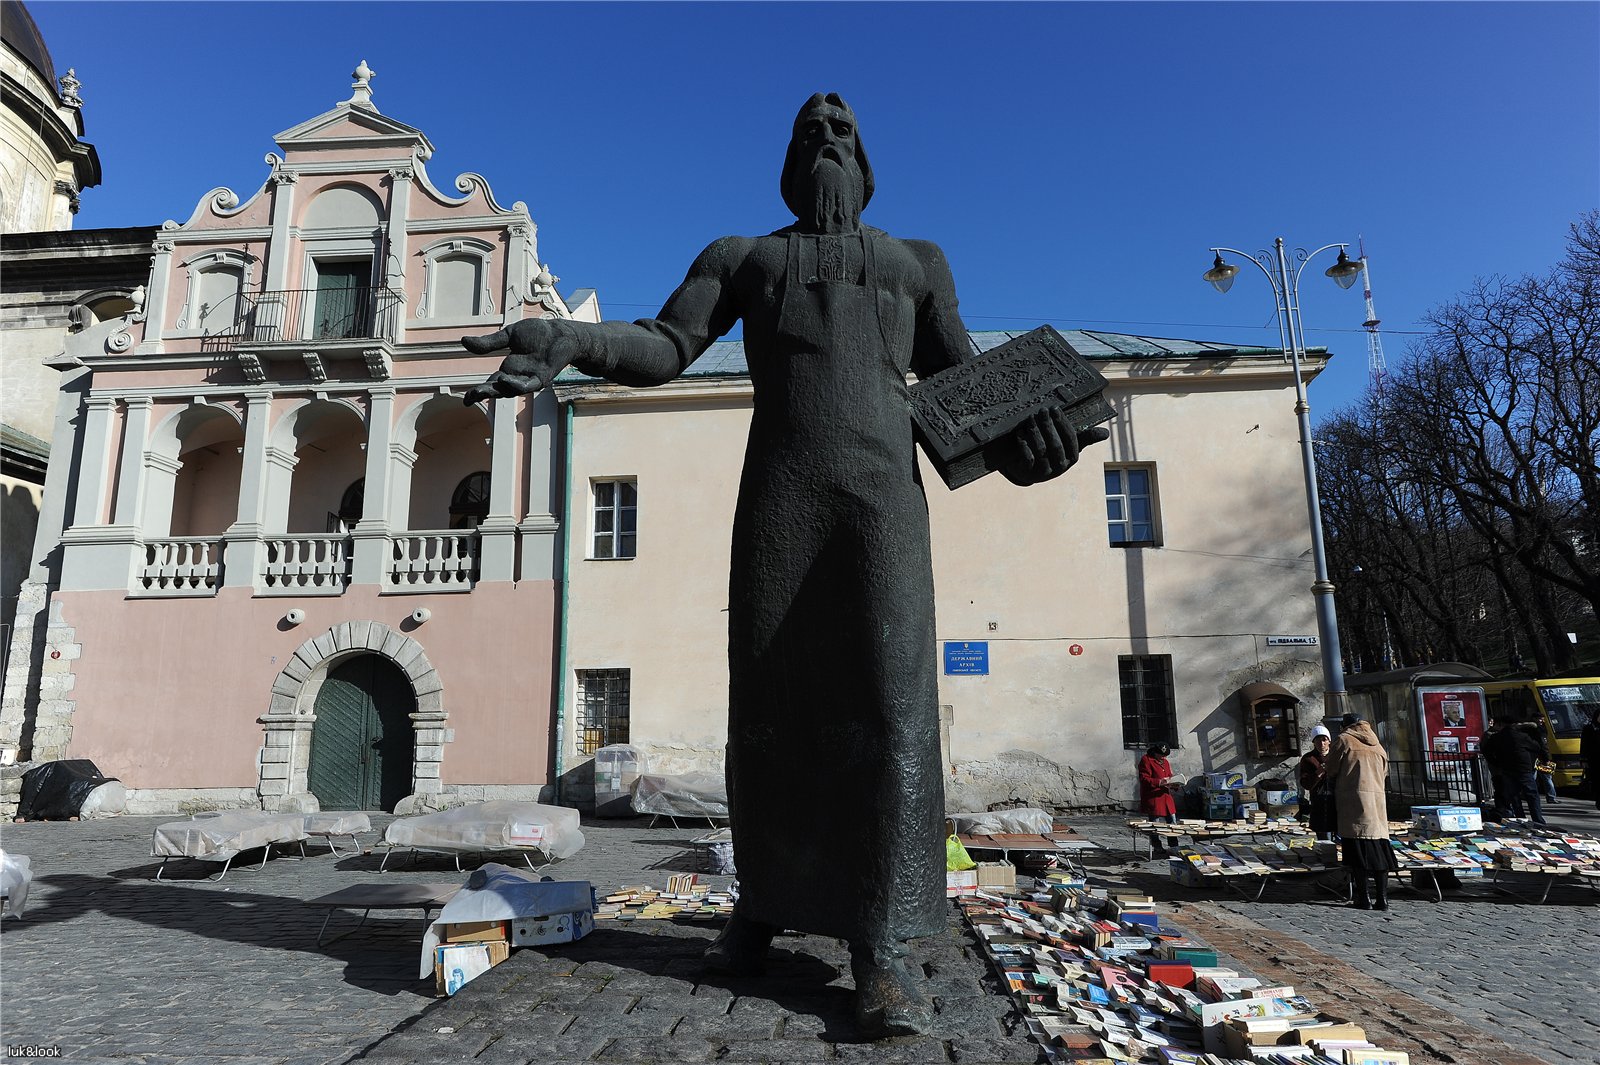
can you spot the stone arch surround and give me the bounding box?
[257,620,448,813]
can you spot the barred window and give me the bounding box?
[1119,654,1177,750]
[592,480,637,559]
[576,668,630,755]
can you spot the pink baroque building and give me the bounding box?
[0,65,596,815]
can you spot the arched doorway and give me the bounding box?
[308,654,416,811]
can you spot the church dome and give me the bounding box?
[2,1,56,86]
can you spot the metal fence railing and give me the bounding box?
[239,286,402,344]
[1385,755,1489,816]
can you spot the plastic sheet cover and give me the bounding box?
[384,801,584,860]
[150,811,307,861]
[1,851,32,917]
[630,773,729,818]
[17,759,120,820]
[303,812,371,836]
[947,808,1054,835]
[418,864,593,977]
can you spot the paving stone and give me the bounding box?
[828,1036,950,1063]
[713,1036,841,1062]
[595,1035,718,1062]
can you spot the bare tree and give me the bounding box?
[1325,212,1600,675]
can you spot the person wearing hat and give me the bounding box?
[1297,725,1335,841]
[1325,713,1399,909]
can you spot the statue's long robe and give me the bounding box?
[586,225,971,944]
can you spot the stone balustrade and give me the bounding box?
[388,531,480,592]
[261,535,351,594]
[134,537,223,596]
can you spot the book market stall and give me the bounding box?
[955,870,1423,1064]
[1146,803,1600,906]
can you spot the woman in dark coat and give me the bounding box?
[1296,725,1335,840]
[1325,714,1398,910]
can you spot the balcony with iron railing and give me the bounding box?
[221,286,404,380]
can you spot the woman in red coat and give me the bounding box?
[1137,743,1179,858]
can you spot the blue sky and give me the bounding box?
[29,1,1599,421]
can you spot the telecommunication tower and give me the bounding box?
[1359,237,1387,391]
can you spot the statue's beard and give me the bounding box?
[799,157,863,233]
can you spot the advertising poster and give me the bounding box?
[1417,686,1487,782]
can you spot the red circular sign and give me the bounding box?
[1069,644,1084,656]
[50,650,61,660]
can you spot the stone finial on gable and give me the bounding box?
[347,60,377,111]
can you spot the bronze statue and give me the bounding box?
[463,93,1105,1038]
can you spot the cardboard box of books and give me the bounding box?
[440,920,509,944]
[1416,806,1481,833]
[945,869,978,896]
[974,861,1016,888]
[434,940,509,996]
[512,909,593,946]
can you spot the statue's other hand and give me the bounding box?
[460,318,590,405]
[1002,407,1110,486]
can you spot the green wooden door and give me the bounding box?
[313,261,368,339]
[309,655,415,811]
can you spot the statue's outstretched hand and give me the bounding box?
[460,318,593,405]
[1001,403,1110,486]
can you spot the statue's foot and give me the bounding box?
[702,912,777,976]
[850,944,933,1039]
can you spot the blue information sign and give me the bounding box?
[943,641,990,676]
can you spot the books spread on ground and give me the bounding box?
[595,874,737,922]
[960,868,1426,1064]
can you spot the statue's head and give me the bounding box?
[781,93,874,231]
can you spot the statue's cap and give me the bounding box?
[781,92,874,218]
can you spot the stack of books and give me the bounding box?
[593,879,737,922]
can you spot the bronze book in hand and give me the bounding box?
[909,325,1115,490]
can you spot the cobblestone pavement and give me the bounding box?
[1,803,1596,1063]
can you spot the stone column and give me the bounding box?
[57,396,137,590]
[386,443,418,528]
[478,395,518,583]
[69,396,117,529]
[351,387,395,586]
[112,397,154,529]
[264,171,298,293]
[136,239,174,355]
[222,391,275,589]
[505,221,532,326]
[384,167,413,344]
[518,390,561,580]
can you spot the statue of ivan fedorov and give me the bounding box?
[464,93,1105,1038]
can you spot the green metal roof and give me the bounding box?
[559,328,1321,383]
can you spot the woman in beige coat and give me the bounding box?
[1325,713,1399,910]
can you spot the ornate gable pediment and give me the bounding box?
[274,103,435,160]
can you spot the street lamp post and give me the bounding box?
[1203,237,1362,721]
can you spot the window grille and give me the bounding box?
[576,668,630,755]
[1119,654,1178,750]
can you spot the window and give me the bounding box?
[592,480,637,559]
[576,668,630,755]
[418,237,496,321]
[1105,465,1158,546]
[1119,654,1177,750]
[327,479,364,533]
[449,471,491,530]
[312,261,373,340]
